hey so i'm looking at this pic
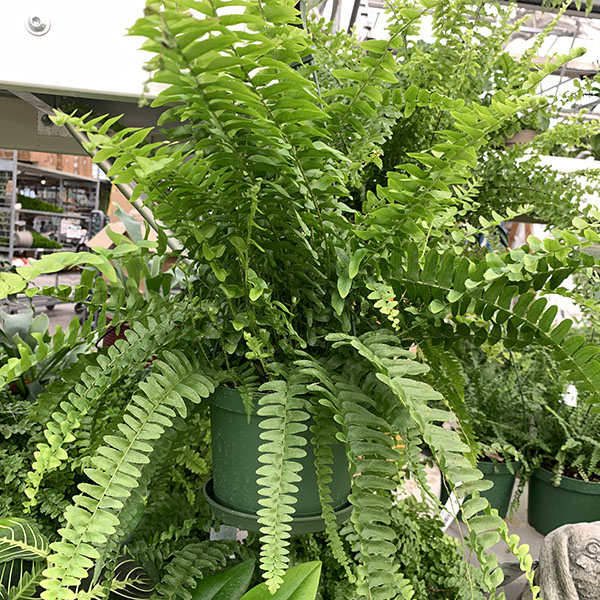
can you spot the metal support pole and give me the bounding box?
[59,176,64,210]
[347,0,361,34]
[8,151,17,264]
[94,168,100,211]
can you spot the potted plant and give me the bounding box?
[2,2,600,599]
[524,368,600,535]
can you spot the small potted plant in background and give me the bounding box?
[455,343,571,520]
[450,342,531,518]
[522,330,600,534]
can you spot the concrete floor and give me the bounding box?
[12,278,546,599]
[8,272,84,334]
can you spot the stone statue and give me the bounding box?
[519,521,600,600]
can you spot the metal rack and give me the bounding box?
[0,152,101,262]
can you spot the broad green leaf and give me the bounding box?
[241,562,321,600]
[0,519,48,564]
[331,292,344,316]
[349,249,369,279]
[337,270,352,299]
[211,264,228,283]
[191,560,255,600]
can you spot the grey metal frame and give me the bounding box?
[8,150,17,263]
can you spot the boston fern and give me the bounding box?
[2,1,600,599]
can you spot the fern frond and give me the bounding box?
[327,331,523,597]
[420,341,478,464]
[295,354,413,599]
[335,377,410,600]
[152,542,231,600]
[394,243,600,410]
[308,405,354,582]
[25,308,188,508]
[40,351,215,600]
[255,376,309,592]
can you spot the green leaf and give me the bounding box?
[191,560,255,600]
[349,249,369,279]
[337,270,352,299]
[429,299,445,314]
[331,292,344,316]
[331,68,369,82]
[360,39,389,53]
[230,236,247,255]
[0,518,48,564]
[240,562,321,600]
[211,264,228,282]
[1,561,44,600]
[249,286,263,302]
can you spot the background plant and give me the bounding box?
[456,341,568,468]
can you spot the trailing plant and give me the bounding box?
[281,497,487,600]
[2,1,600,599]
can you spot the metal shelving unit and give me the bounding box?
[0,152,102,262]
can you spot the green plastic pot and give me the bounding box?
[528,467,600,535]
[477,460,519,518]
[439,460,518,518]
[204,387,352,533]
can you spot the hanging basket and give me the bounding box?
[503,129,541,147]
[203,386,352,533]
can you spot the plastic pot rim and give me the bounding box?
[532,466,600,495]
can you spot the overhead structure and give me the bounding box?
[0,0,164,153]
[514,0,600,18]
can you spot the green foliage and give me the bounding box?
[240,562,321,600]
[17,195,64,214]
[0,309,83,401]
[457,342,566,465]
[189,559,255,600]
[25,307,190,509]
[152,542,231,600]
[255,377,310,592]
[0,518,154,600]
[0,517,48,600]
[522,333,600,484]
[3,1,600,599]
[391,497,486,600]
[41,351,215,599]
[30,232,62,250]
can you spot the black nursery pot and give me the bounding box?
[203,387,353,534]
